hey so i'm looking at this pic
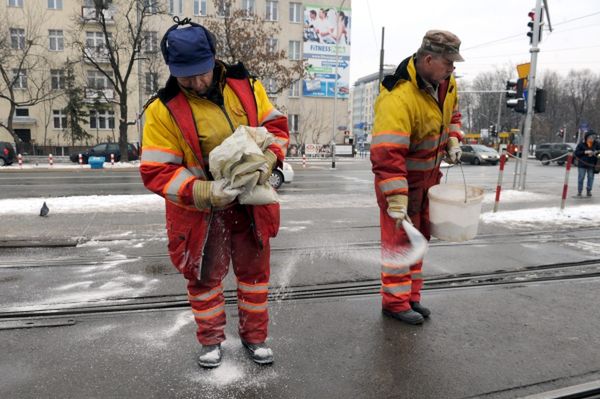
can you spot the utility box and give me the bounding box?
[88,156,105,169]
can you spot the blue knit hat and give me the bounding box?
[162,25,215,78]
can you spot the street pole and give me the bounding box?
[331,0,346,169]
[378,27,385,88]
[518,0,543,190]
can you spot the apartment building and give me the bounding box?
[0,0,350,156]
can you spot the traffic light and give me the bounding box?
[489,124,497,138]
[534,88,546,113]
[506,79,526,113]
[558,128,564,138]
[527,9,543,44]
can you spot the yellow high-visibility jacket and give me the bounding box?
[370,55,462,208]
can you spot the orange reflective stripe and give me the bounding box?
[238,299,268,313]
[192,303,225,320]
[238,281,269,294]
[188,285,223,302]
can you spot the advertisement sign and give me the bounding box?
[304,143,332,156]
[303,4,351,98]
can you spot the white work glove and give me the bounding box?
[192,179,242,209]
[386,194,408,228]
[446,137,462,164]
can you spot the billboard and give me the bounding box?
[303,4,351,98]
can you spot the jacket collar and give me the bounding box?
[382,54,446,93]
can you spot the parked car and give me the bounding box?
[0,141,16,166]
[460,144,500,165]
[269,161,294,189]
[69,142,139,164]
[535,142,575,165]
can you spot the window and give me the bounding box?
[47,0,62,9]
[288,40,301,60]
[49,30,64,51]
[86,31,109,48]
[142,31,158,53]
[10,28,25,50]
[264,77,277,94]
[265,0,278,21]
[216,0,230,17]
[8,0,23,7]
[145,0,158,14]
[89,109,115,129]
[15,108,29,117]
[51,69,65,90]
[241,0,254,16]
[289,80,300,97]
[145,72,158,94]
[266,38,278,54]
[53,110,67,129]
[12,69,27,89]
[289,2,301,23]
[87,70,110,89]
[168,0,183,15]
[288,114,299,132]
[194,0,206,16]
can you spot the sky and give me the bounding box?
[348,0,600,85]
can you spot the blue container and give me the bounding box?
[88,156,105,169]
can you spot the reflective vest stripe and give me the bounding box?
[188,166,206,179]
[378,177,408,195]
[371,132,410,147]
[238,299,268,313]
[192,303,225,319]
[411,272,423,280]
[260,108,284,125]
[188,285,223,302]
[406,156,437,171]
[141,148,183,164]
[381,283,411,296]
[238,281,269,294]
[410,135,442,152]
[164,167,195,203]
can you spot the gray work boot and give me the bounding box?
[242,341,274,365]
[410,301,431,318]
[197,344,222,368]
[382,308,424,325]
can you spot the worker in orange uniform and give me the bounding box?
[370,30,465,325]
[140,18,288,368]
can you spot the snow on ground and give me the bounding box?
[2,161,139,170]
[1,191,600,228]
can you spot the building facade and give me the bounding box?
[0,0,350,156]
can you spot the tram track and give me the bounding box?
[1,258,600,326]
[1,226,600,270]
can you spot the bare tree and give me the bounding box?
[203,0,305,96]
[0,4,59,146]
[295,101,331,147]
[564,69,599,141]
[70,0,165,161]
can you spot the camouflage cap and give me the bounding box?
[420,30,464,62]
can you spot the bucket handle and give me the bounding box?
[445,161,468,204]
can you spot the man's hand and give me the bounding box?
[234,150,278,186]
[446,137,462,164]
[585,150,594,156]
[258,149,278,185]
[387,194,408,227]
[193,179,242,209]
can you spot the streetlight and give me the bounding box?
[331,0,346,169]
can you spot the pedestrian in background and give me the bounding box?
[370,30,464,325]
[140,18,289,368]
[574,130,600,197]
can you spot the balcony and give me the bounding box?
[84,88,114,103]
[84,46,110,64]
[81,6,115,23]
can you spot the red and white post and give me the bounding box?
[78,153,83,167]
[48,153,53,167]
[302,154,306,168]
[17,153,23,168]
[110,153,115,166]
[561,153,573,210]
[493,151,507,213]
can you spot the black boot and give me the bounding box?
[382,308,424,325]
[587,190,592,197]
[197,344,222,368]
[242,341,274,365]
[410,302,431,318]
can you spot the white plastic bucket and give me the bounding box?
[427,183,484,242]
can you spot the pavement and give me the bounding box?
[2,160,600,398]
